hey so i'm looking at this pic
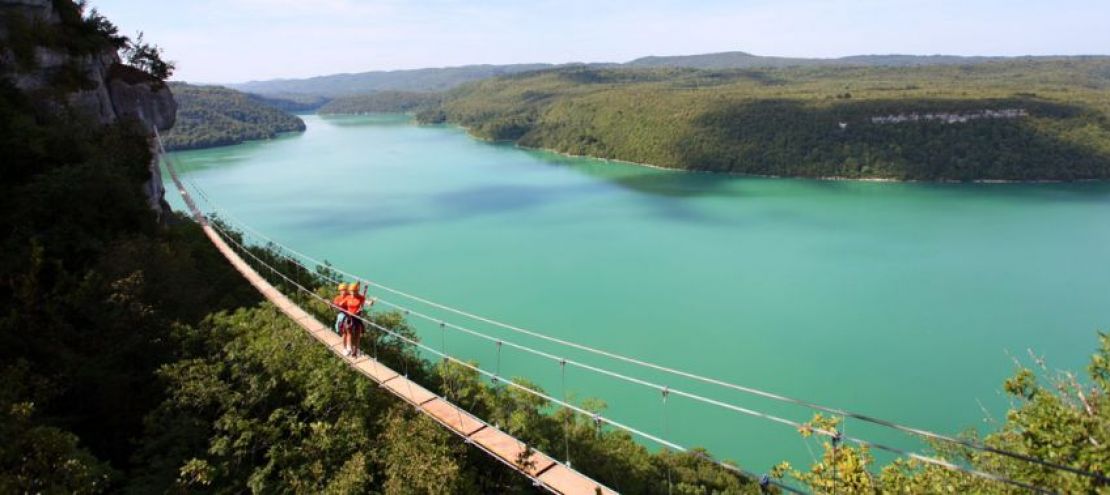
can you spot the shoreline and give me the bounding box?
[512,143,1101,185]
[315,112,1103,184]
[426,118,1101,185]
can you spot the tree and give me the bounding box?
[0,363,112,495]
[778,333,1110,493]
[122,32,175,81]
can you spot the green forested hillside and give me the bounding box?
[422,60,1110,180]
[161,83,306,150]
[318,90,441,114]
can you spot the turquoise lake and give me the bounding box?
[165,114,1110,478]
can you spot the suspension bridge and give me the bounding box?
[157,134,1106,494]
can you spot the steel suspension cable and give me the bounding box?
[201,201,1108,486]
[206,203,1091,494]
[205,209,1079,494]
[222,221,843,436]
[212,215,1084,491]
[208,220,1058,495]
[166,152,1094,491]
[205,220,811,495]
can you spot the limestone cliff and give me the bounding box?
[0,0,177,218]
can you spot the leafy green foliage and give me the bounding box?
[0,60,257,490]
[121,31,174,81]
[318,91,442,114]
[162,83,306,151]
[426,61,1110,180]
[0,363,112,494]
[779,335,1110,493]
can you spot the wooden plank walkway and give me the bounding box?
[166,160,616,495]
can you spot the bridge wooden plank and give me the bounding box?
[181,217,618,493]
[469,427,557,477]
[539,464,618,495]
[382,375,438,406]
[353,357,399,384]
[314,329,343,348]
[303,319,330,334]
[421,398,487,437]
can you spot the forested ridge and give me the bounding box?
[230,51,1100,97]
[420,61,1110,180]
[161,83,306,151]
[318,90,441,114]
[231,63,558,97]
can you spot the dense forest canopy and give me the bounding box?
[161,83,306,151]
[418,60,1110,180]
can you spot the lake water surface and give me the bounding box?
[166,114,1110,476]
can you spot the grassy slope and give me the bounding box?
[427,60,1110,180]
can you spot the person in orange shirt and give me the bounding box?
[332,283,348,337]
[342,282,375,357]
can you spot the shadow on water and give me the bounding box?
[520,147,746,199]
[284,181,611,234]
[283,175,786,232]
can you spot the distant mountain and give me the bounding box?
[163,83,306,150]
[228,52,1107,98]
[249,92,332,112]
[624,51,1102,69]
[230,64,560,96]
[627,51,818,69]
[318,91,441,114]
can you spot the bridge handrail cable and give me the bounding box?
[204,220,809,495]
[162,147,1102,491]
[205,209,1053,495]
[198,193,1105,487]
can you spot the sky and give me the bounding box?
[90,0,1110,84]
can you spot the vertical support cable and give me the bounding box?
[662,386,673,495]
[402,330,418,410]
[440,321,449,398]
[495,340,503,382]
[371,322,382,379]
[440,321,467,432]
[561,358,571,468]
[831,420,843,493]
[495,339,503,428]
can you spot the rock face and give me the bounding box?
[0,0,178,219]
